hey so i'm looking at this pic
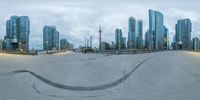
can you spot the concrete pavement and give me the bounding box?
[0,51,200,100]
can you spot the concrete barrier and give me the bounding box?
[97,49,152,55]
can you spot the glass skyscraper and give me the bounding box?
[122,37,126,49]
[18,16,30,51]
[115,28,123,50]
[127,16,136,49]
[149,9,164,50]
[163,26,168,49]
[43,26,59,50]
[145,30,151,49]
[137,20,143,49]
[3,16,30,52]
[175,19,192,50]
[10,16,18,44]
[0,40,2,52]
[192,37,200,51]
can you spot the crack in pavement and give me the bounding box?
[32,84,42,95]
[0,55,157,91]
[32,84,106,98]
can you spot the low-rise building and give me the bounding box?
[60,39,73,51]
[101,42,112,51]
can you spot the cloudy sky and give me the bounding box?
[0,0,200,49]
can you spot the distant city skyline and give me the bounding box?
[0,0,200,49]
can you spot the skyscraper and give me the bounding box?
[145,30,151,49]
[175,19,192,50]
[3,16,30,52]
[137,20,143,49]
[149,9,164,50]
[0,40,2,52]
[192,37,199,51]
[10,16,18,44]
[115,28,123,50]
[43,26,59,50]
[164,26,168,49]
[127,17,136,49]
[18,16,30,51]
[122,37,126,49]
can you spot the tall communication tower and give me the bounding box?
[85,39,87,47]
[87,40,89,47]
[99,26,102,50]
[90,36,92,48]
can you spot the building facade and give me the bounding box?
[122,37,126,49]
[149,9,164,50]
[192,37,199,51]
[0,40,2,52]
[101,42,112,51]
[145,30,151,49]
[164,26,169,49]
[175,19,192,50]
[127,17,136,49]
[137,20,143,49]
[3,16,30,52]
[60,39,72,51]
[115,28,123,50]
[43,26,59,50]
[111,41,116,50]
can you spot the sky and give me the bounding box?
[0,0,200,49]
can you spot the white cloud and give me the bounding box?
[0,0,200,49]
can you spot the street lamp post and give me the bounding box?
[19,42,23,52]
[46,41,48,54]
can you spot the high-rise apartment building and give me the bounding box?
[175,19,192,50]
[115,28,123,50]
[137,20,143,49]
[3,16,30,52]
[127,17,136,49]
[164,26,169,49]
[192,37,199,51]
[0,40,2,52]
[149,9,164,50]
[43,26,59,50]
